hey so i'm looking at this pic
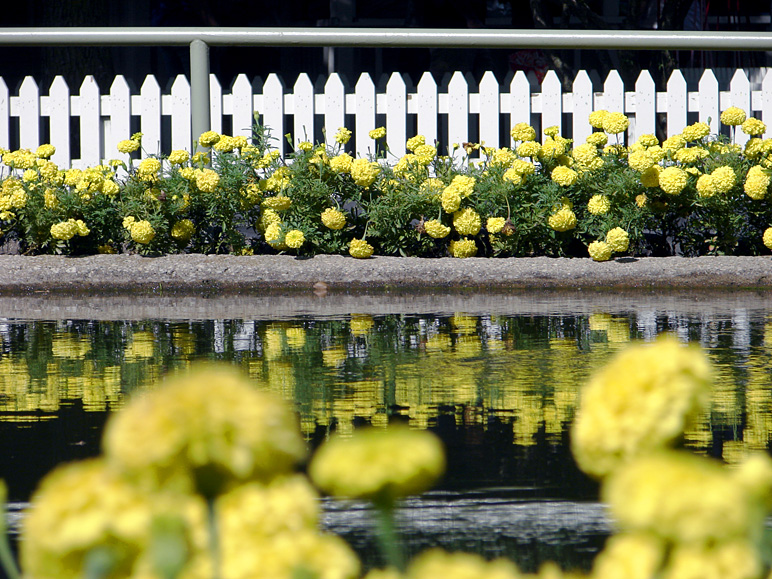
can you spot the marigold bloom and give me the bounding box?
[129,220,155,244]
[424,219,451,239]
[414,144,437,165]
[407,549,520,579]
[350,158,381,187]
[104,365,306,497]
[627,150,656,173]
[640,166,661,188]
[136,157,161,181]
[213,135,237,153]
[284,229,305,249]
[502,168,522,185]
[35,143,55,159]
[510,122,536,142]
[452,207,482,236]
[606,227,630,253]
[551,166,578,187]
[50,219,79,241]
[588,240,613,262]
[449,237,477,258]
[742,117,767,136]
[405,135,426,152]
[763,227,772,250]
[586,131,608,147]
[369,126,386,139]
[540,138,566,160]
[681,122,710,141]
[486,217,506,234]
[548,206,577,232]
[195,168,220,193]
[602,112,629,134]
[662,135,686,152]
[168,149,189,165]
[349,238,374,258]
[674,147,709,164]
[117,139,140,154]
[745,166,771,200]
[721,106,747,126]
[198,130,221,147]
[309,426,445,501]
[335,127,352,144]
[591,533,665,579]
[587,194,611,215]
[330,153,353,173]
[588,110,608,129]
[658,166,688,195]
[262,195,292,211]
[321,207,347,230]
[516,141,541,158]
[571,338,712,478]
[171,219,195,242]
[440,188,462,213]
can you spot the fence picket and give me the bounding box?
[324,73,346,150]
[170,75,191,151]
[416,72,438,147]
[666,70,688,137]
[78,76,101,168]
[730,69,752,147]
[108,76,131,158]
[0,78,8,150]
[140,75,162,157]
[386,73,408,157]
[48,76,71,167]
[762,70,772,126]
[231,74,253,139]
[354,73,375,158]
[508,71,532,145]
[572,71,593,144]
[634,70,656,141]
[541,71,562,136]
[293,74,315,149]
[209,74,223,135]
[18,77,40,151]
[447,72,469,159]
[263,74,285,156]
[479,71,500,149]
[698,69,719,136]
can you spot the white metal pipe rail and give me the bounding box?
[1,27,771,144]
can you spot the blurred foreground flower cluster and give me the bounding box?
[1,107,772,259]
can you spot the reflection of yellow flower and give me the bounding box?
[571,338,712,478]
[309,426,445,501]
[104,365,306,497]
[124,331,155,359]
[350,315,375,336]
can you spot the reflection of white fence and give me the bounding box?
[2,67,771,168]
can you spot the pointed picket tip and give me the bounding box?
[20,76,39,92]
[731,68,750,83]
[232,74,251,91]
[141,75,161,92]
[171,74,191,90]
[355,72,374,90]
[699,69,718,84]
[573,70,591,85]
[417,72,437,91]
[79,76,99,92]
[110,75,130,92]
[265,73,286,90]
[386,72,408,90]
[667,69,687,86]
[50,76,69,92]
[294,73,313,90]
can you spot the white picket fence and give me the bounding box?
[1,67,770,169]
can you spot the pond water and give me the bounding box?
[2,291,772,571]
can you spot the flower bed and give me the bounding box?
[1,108,772,260]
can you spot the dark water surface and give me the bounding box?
[2,291,771,570]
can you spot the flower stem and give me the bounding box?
[373,500,405,572]
[207,499,221,579]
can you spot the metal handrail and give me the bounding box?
[2,27,770,142]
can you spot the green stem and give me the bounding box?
[207,499,221,579]
[0,531,20,579]
[373,500,405,572]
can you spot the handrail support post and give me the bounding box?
[190,38,210,147]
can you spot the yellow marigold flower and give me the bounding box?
[404,134,426,152]
[640,166,661,188]
[448,175,475,198]
[406,548,521,579]
[424,219,450,239]
[321,207,347,230]
[710,165,736,194]
[419,178,445,198]
[548,206,577,232]
[662,135,686,152]
[763,227,772,249]
[571,338,711,478]
[349,238,374,258]
[588,240,613,261]
[334,126,352,145]
[129,220,155,244]
[74,219,89,237]
[602,111,629,134]
[681,121,710,141]
[440,188,461,213]
[264,222,282,243]
[721,106,747,126]
[551,165,578,187]
[588,110,608,129]
[543,125,560,138]
[696,174,717,198]
[742,117,766,136]
[510,122,536,142]
[449,237,477,258]
[309,425,445,500]
[514,140,539,158]
[122,215,136,230]
[198,130,221,147]
[502,168,522,185]
[50,219,79,241]
[486,217,506,234]
[168,149,189,165]
[104,365,306,497]
[674,146,709,164]
[586,131,608,147]
[658,166,688,195]
[102,180,119,196]
[637,133,659,147]
[414,144,437,165]
[21,168,37,183]
[136,157,161,181]
[284,229,305,249]
[592,533,665,579]
[259,208,281,231]
[117,139,140,154]
[179,167,197,181]
[44,188,57,208]
[604,450,769,544]
[35,143,55,159]
[296,140,313,152]
[350,158,381,187]
[572,143,598,166]
[369,126,386,139]
[606,227,630,253]
[587,194,611,215]
[191,152,210,166]
[262,195,291,211]
[213,134,237,153]
[195,168,220,193]
[453,207,482,236]
[97,244,117,254]
[20,459,158,579]
[540,138,565,160]
[745,166,770,200]
[171,219,195,242]
[330,152,353,173]
[666,540,762,579]
[510,158,535,176]
[489,147,516,167]
[627,149,656,173]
